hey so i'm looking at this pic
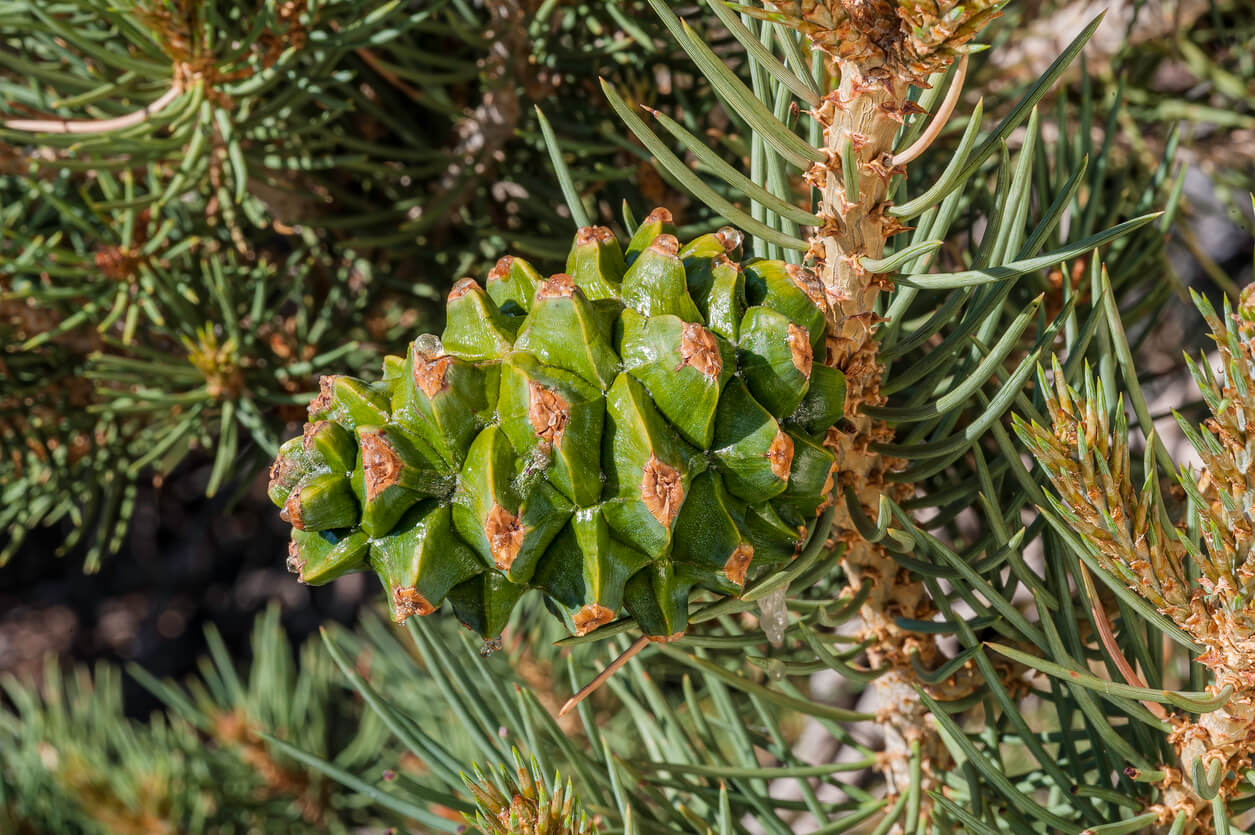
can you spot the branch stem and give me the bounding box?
[1079,562,1169,720]
[559,636,650,717]
[5,84,183,134]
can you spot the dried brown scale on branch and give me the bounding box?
[95,210,154,283]
[136,0,306,84]
[256,1,311,68]
[95,247,147,283]
[781,2,997,821]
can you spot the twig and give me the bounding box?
[327,19,425,103]
[559,636,650,718]
[353,45,424,102]
[1079,562,1169,720]
[890,55,968,167]
[5,84,183,135]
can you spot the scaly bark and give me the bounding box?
[765,1,1002,825]
[809,62,940,801]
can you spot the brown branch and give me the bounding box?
[1078,562,1169,721]
[5,84,183,135]
[559,636,650,718]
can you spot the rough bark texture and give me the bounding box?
[785,5,1001,825]
[808,62,947,817]
[1156,688,1255,832]
[429,0,527,219]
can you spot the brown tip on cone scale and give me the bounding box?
[486,504,525,572]
[301,421,322,449]
[487,256,514,283]
[286,540,306,580]
[359,430,402,501]
[650,233,680,257]
[724,543,755,588]
[679,322,722,378]
[713,253,742,271]
[527,381,569,444]
[767,431,795,481]
[647,630,686,643]
[644,207,673,225]
[573,603,616,636]
[448,277,480,300]
[576,226,616,245]
[716,226,744,252]
[269,455,297,494]
[308,375,335,419]
[641,453,684,527]
[411,346,451,398]
[536,273,576,299]
[787,264,827,310]
[393,586,435,621]
[282,488,305,530]
[786,324,813,377]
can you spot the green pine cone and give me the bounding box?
[268,212,844,640]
